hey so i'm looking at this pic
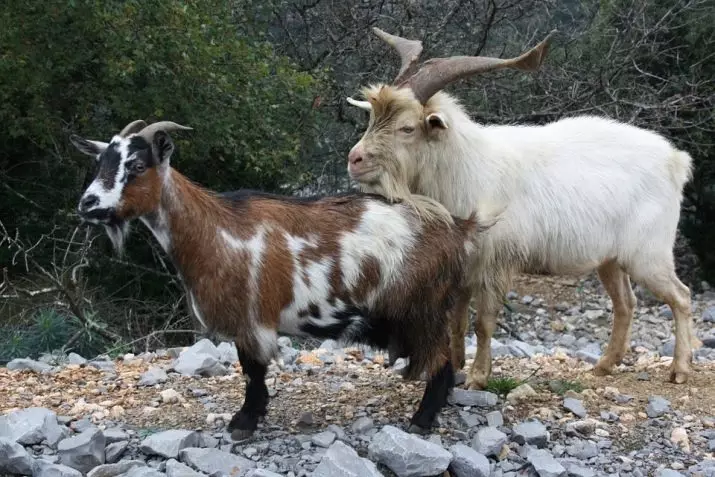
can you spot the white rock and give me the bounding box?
[313,441,383,477]
[186,339,221,359]
[506,383,537,404]
[449,443,489,477]
[57,428,105,474]
[367,425,451,477]
[172,350,227,377]
[670,427,690,453]
[217,342,239,364]
[161,389,183,404]
[140,429,201,459]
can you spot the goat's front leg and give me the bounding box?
[228,349,268,441]
[449,292,473,372]
[408,359,455,434]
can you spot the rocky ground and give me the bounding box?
[1,273,714,477]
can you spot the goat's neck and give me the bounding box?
[140,168,247,285]
[414,117,509,219]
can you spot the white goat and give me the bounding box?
[345,28,700,389]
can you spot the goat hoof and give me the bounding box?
[230,428,255,441]
[464,376,487,390]
[407,424,430,435]
[668,369,689,384]
[592,363,613,377]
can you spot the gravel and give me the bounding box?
[1,276,713,477]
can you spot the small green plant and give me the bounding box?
[548,379,585,395]
[0,307,114,361]
[486,376,521,397]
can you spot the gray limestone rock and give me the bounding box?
[527,448,567,477]
[0,407,64,446]
[179,447,256,476]
[512,420,549,448]
[450,389,498,407]
[57,428,106,474]
[313,441,383,477]
[472,427,508,457]
[0,437,33,475]
[367,425,451,477]
[449,443,489,477]
[140,430,201,459]
[138,367,169,386]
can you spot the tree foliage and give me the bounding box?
[1,0,713,357]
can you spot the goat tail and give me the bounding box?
[670,149,694,191]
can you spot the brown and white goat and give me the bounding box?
[346,28,698,389]
[71,119,479,438]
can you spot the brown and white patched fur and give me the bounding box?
[72,119,479,438]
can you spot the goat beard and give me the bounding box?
[103,220,131,257]
[359,174,455,225]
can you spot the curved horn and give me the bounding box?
[372,27,424,84]
[136,121,193,143]
[407,30,556,103]
[118,119,148,137]
[346,97,373,111]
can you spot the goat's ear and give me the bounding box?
[70,134,108,158]
[152,131,175,164]
[424,112,448,132]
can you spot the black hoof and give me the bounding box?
[227,412,259,435]
[407,424,430,435]
[230,428,255,441]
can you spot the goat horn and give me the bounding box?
[372,27,424,85]
[346,97,373,111]
[136,121,193,143]
[376,29,557,104]
[119,119,148,137]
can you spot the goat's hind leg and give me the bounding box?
[228,348,269,441]
[594,260,636,376]
[629,258,695,384]
[408,359,455,434]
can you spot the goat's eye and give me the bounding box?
[399,126,415,134]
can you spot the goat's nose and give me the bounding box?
[348,145,363,165]
[79,194,99,212]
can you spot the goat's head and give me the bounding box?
[347,28,555,200]
[71,120,192,252]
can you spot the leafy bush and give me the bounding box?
[0,308,112,362]
[0,0,323,353]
